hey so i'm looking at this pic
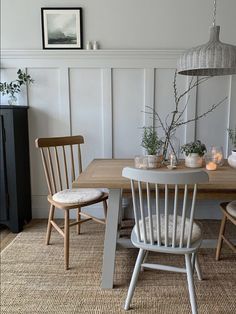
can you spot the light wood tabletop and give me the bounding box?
[73,159,236,197]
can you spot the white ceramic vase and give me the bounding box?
[185,153,203,168]
[147,155,158,169]
[228,150,236,168]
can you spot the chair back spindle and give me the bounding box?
[35,135,84,195]
[122,168,209,250]
[138,181,147,244]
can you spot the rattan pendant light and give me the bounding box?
[177,0,236,76]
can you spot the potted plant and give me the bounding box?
[0,69,34,105]
[227,126,236,168]
[181,140,207,168]
[141,126,163,168]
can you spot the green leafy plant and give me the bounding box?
[141,126,163,155]
[0,69,34,97]
[228,126,236,149]
[181,140,207,157]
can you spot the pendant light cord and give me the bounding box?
[213,0,217,26]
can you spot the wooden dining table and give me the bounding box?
[72,159,236,289]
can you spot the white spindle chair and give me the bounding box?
[35,136,108,270]
[122,167,209,314]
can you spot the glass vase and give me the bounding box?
[162,132,180,163]
[8,95,18,106]
[210,146,224,166]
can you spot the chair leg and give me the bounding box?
[103,200,108,222]
[45,204,55,245]
[141,251,149,272]
[77,206,81,235]
[64,210,70,270]
[185,254,198,314]
[216,214,227,261]
[194,253,203,281]
[124,249,146,311]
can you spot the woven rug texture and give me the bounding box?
[1,220,236,313]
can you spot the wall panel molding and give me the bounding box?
[1,49,183,68]
[101,68,113,158]
[1,50,235,218]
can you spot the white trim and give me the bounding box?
[226,75,235,156]
[144,68,155,127]
[59,67,71,135]
[1,49,184,59]
[101,68,113,158]
[0,50,183,68]
[185,76,197,143]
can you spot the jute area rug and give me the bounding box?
[1,220,235,313]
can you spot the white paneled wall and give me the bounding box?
[70,68,104,164]
[1,50,235,218]
[196,76,230,152]
[113,69,144,158]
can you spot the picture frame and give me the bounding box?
[41,8,83,49]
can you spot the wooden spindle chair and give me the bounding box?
[35,135,108,270]
[122,167,209,314]
[216,201,236,260]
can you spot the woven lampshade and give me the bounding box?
[177,26,236,76]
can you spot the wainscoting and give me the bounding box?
[1,50,235,219]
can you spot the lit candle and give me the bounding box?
[213,152,223,163]
[206,161,217,171]
[170,154,174,167]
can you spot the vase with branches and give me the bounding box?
[145,70,227,162]
[0,69,34,105]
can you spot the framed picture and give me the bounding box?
[41,8,83,49]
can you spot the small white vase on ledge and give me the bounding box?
[185,153,203,168]
[228,150,236,168]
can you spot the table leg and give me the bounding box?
[101,188,121,289]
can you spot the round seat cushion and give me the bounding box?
[52,188,103,204]
[226,201,236,218]
[137,214,202,246]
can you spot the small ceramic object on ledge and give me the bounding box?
[86,41,92,50]
[185,153,203,168]
[92,41,99,50]
[228,150,236,169]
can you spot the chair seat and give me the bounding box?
[226,201,236,218]
[52,188,103,204]
[135,214,202,246]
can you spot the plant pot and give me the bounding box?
[185,153,203,168]
[228,150,236,169]
[147,155,159,169]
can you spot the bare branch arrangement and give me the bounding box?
[145,70,227,161]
